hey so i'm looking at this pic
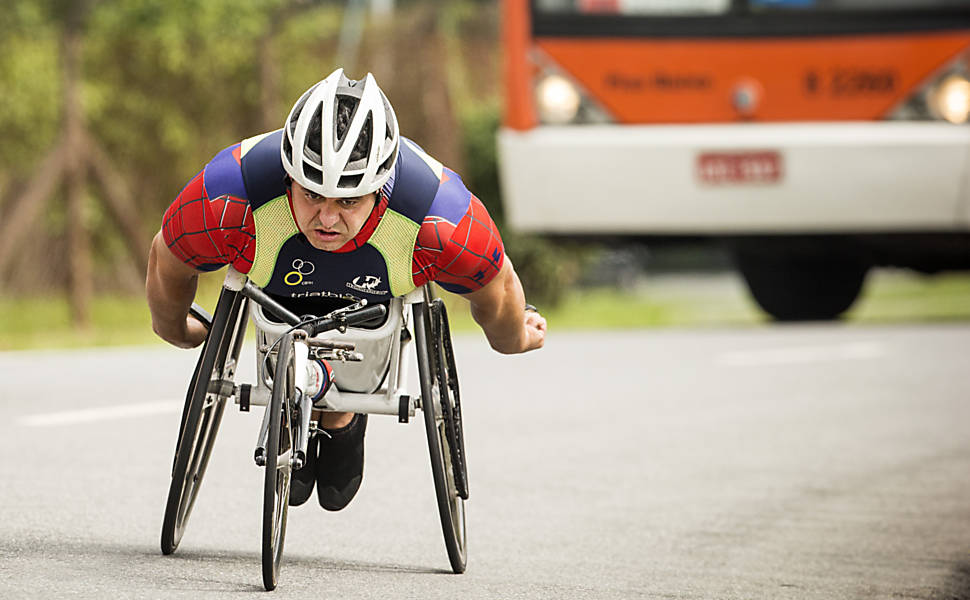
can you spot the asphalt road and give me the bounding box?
[1,323,968,599]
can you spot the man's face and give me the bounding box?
[289,181,376,251]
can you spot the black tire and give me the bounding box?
[262,333,294,591]
[414,295,467,574]
[734,241,869,321]
[161,290,248,556]
[430,299,468,500]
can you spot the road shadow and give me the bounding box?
[935,559,970,600]
[159,546,446,575]
[0,536,448,595]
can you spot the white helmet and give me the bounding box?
[281,68,399,198]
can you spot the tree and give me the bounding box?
[0,0,149,326]
[0,0,502,325]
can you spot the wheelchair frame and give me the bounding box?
[159,267,468,590]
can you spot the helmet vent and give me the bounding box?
[334,97,356,153]
[338,173,364,189]
[289,88,313,131]
[308,104,323,157]
[302,162,323,185]
[378,146,395,176]
[356,114,372,163]
[282,134,292,162]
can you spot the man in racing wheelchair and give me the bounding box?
[147,68,546,512]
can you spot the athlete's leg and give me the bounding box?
[317,411,354,429]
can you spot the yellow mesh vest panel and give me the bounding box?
[251,196,299,288]
[367,208,420,297]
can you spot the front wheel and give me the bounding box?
[414,295,467,574]
[262,332,295,591]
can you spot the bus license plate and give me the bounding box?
[697,151,782,184]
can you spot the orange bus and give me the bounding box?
[498,0,970,320]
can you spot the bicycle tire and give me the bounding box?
[430,299,469,500]
[160,290,248,555]
[262,332,294,591]
[414,297,467,574]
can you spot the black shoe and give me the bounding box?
[288,433,319,506]
[316,414,367,511]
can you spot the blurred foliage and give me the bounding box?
[0,0,582,313]
[9,268,970,350]
[0,0,486,295]
[459,102,503,224]
[457,100,587,308]
[83,0,343,228]
[502,233,590,308]
[0,2,61,173]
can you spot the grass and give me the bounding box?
[0,272,225,351]
[1,269,968,351]
[0,295,156,350]
[443,269,970,332]
[848,269,970,323]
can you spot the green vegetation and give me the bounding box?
[1,2,967,351]
[2,270,967,352]
[848,269,970,323]
[0,295,155,350]
[0,0,506,307]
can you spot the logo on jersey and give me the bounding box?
[289,290,357,301]
[284,259,315,286]
[346,274,387,295]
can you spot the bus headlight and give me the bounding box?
[536,74,581,124]
[931,74,970,124]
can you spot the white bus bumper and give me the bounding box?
[497,122,970,234]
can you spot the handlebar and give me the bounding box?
[189,303,213,330]
[213,278,388,337]
[308,304,387,336]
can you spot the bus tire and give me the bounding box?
[734,244,869,322]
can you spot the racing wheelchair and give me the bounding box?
[159,267,468,590]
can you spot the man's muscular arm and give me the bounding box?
[461,258,546,354]
[146,231,208,349]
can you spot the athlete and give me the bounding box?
[146,68,546,511]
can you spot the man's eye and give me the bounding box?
[339,199,358,208]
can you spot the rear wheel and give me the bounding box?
[161,291,248,556]
[262,333,295,591]
[414,291,468,574]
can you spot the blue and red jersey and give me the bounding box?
[161,133,505,296]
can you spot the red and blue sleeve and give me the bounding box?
[413,167,505,294]
[161,144,256,273]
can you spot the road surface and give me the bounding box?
[1,323,968,598]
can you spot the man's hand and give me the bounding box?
[522,307,548,353]
[146,231,207,349]
[461,259,546,354]
[153,313,208,349]
[176,314,209,349]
